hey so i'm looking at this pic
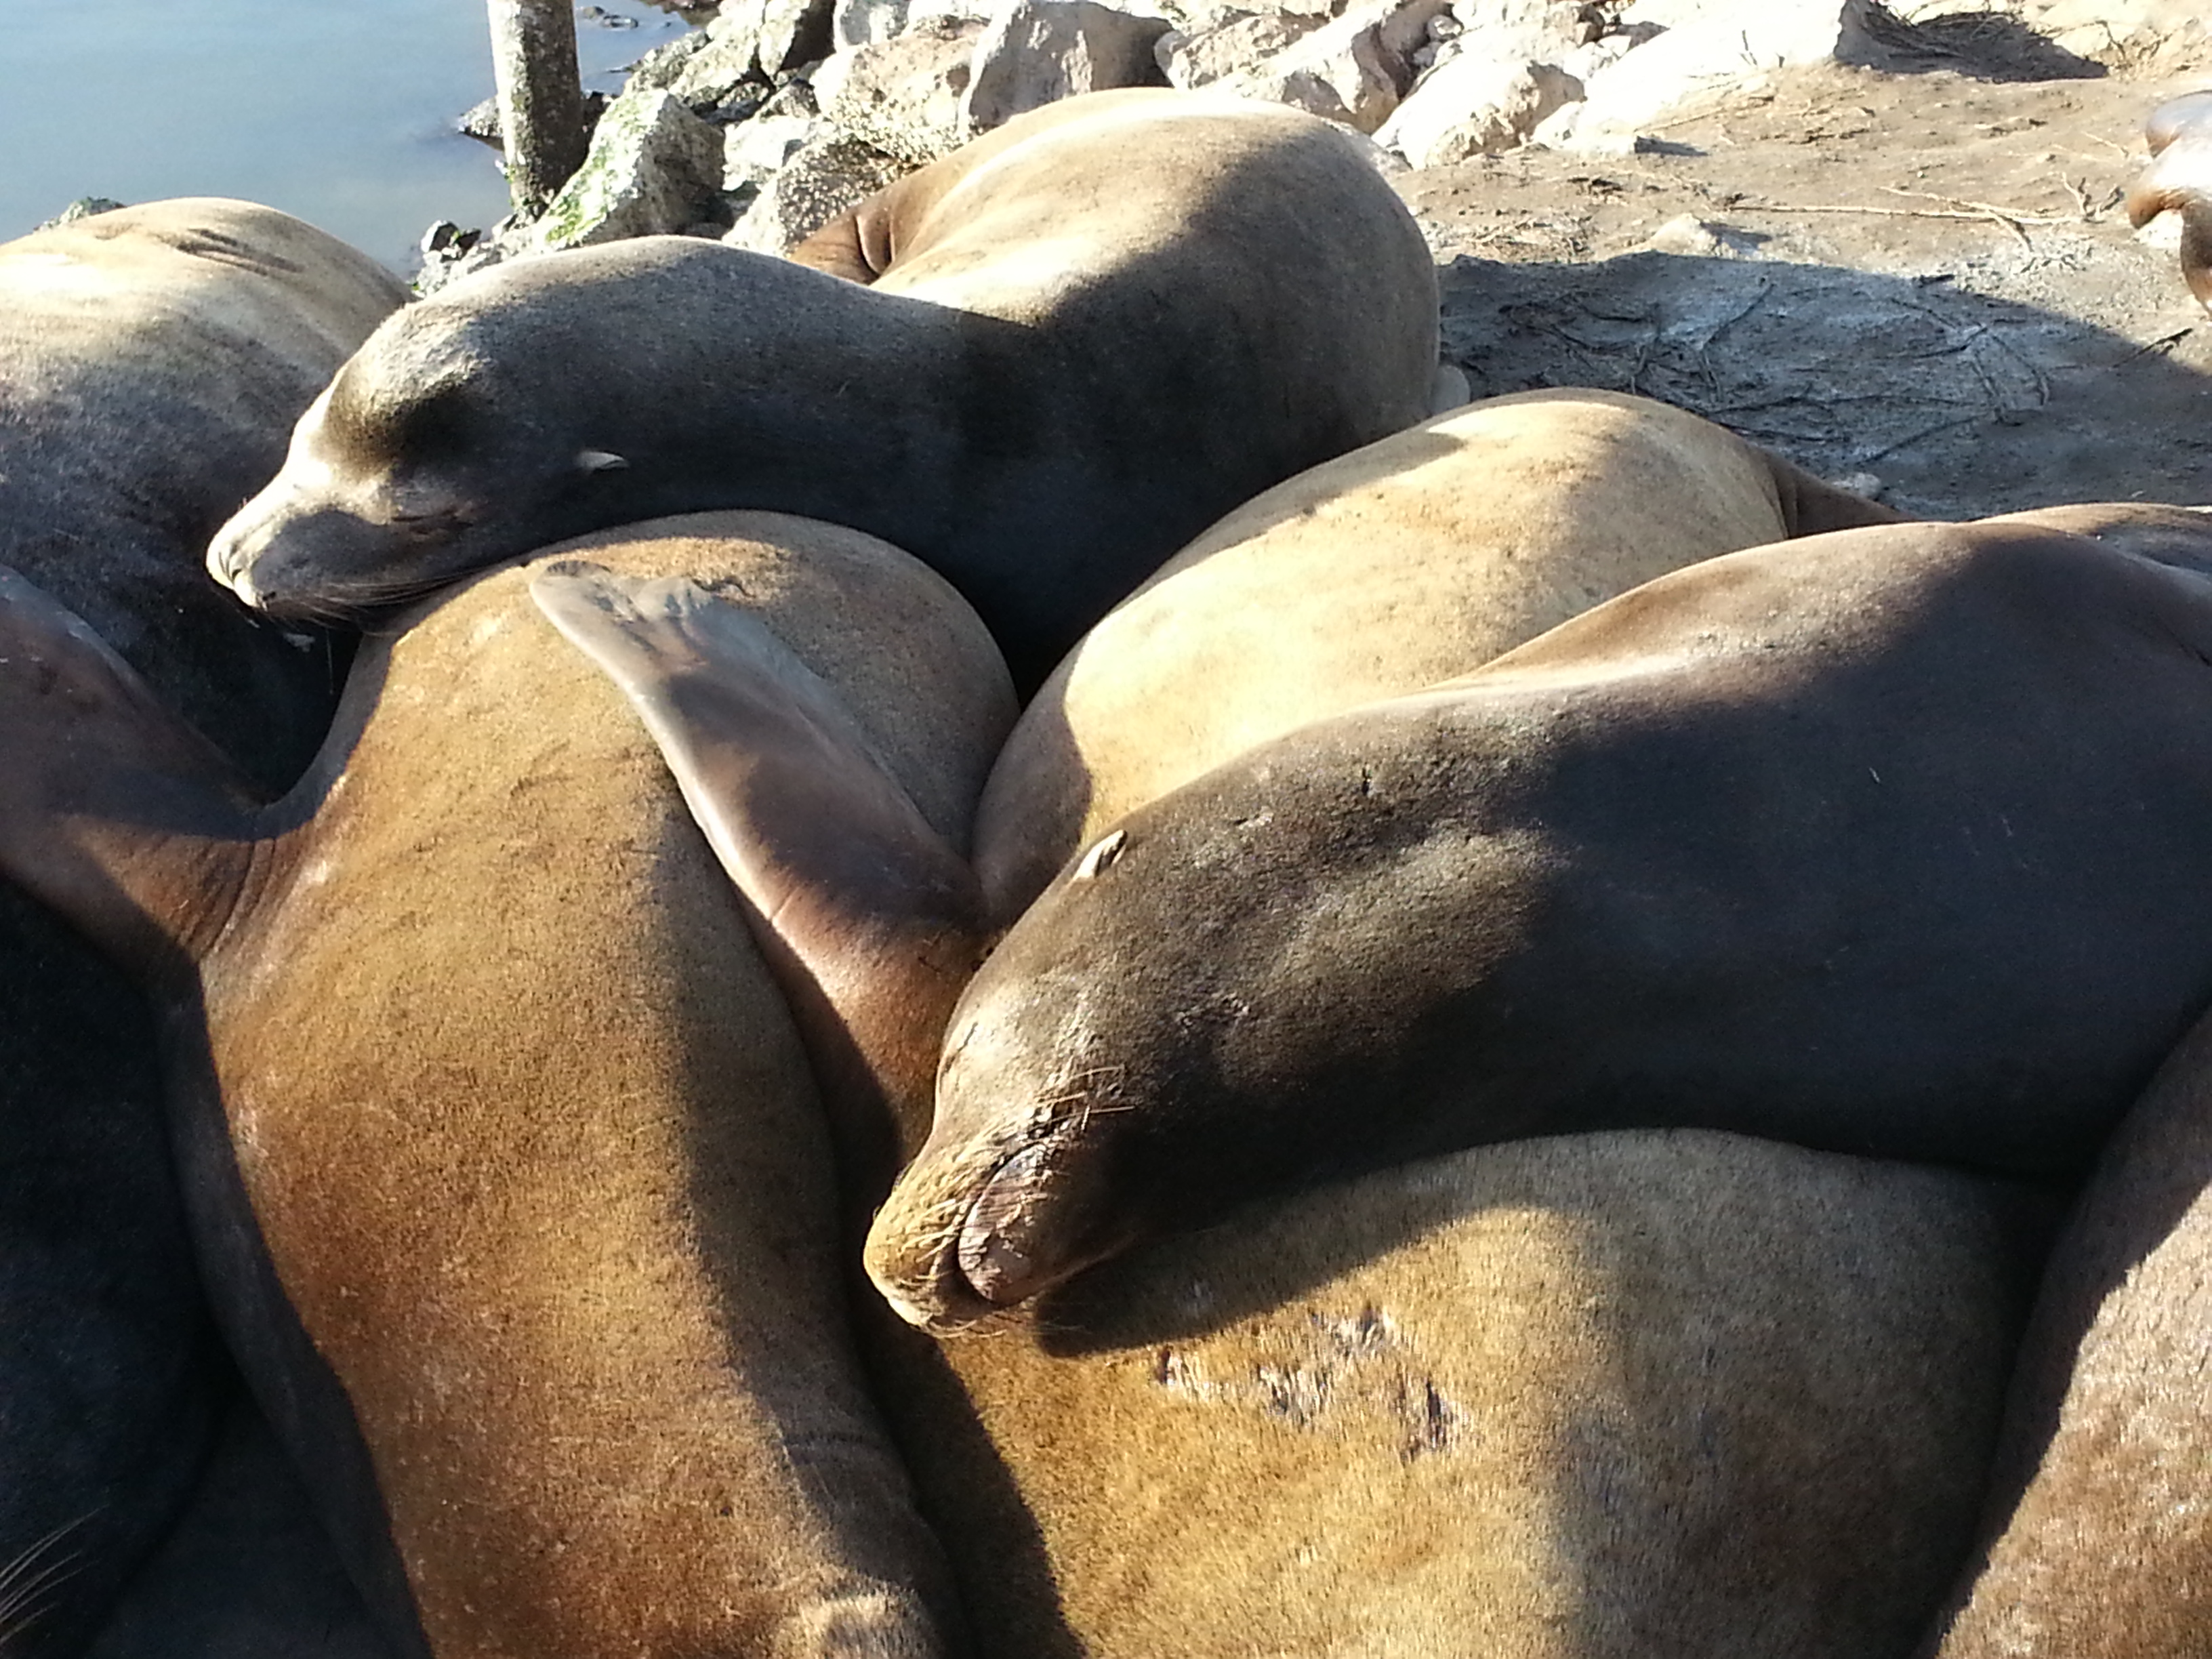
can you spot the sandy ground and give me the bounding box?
[1394,39,2212,518]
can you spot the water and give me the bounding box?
[1,0,703,276]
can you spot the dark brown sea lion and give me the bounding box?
[83,1392,394,1659]
[1917,982,2212,1656]
[0,197,404,1657]
[204,89,1443,689]
[0,508,1016,1657]
[972,387,1904,921]
[859,506,2212,1325]
[2129,89,2212,312]
[534,551,2045,1659]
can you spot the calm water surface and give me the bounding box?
[1,0,698,274]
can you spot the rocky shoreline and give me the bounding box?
[415,0,2209,291]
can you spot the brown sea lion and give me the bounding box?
[1918,951,2212,1655]
[83,1392,394,1659]
[0,508,1017,1657]
[974,388,1904,920]
[859,506,2212,1325]
[204,89,1443,690]
[2129,89,2212,312]
[0,197,404,1658]
[535,555,2044,1659]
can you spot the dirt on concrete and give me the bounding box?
[1395,26,2212,519]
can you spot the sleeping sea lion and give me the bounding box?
[0,197,403,1657]
[974,387,1904,919]
[2129,89,2212,312]
[534,552,2047,1658]
[0,508,1016,1657]
[1917,987,2212,1656]
[204,89,1443,689]
[861,506,2212,1324]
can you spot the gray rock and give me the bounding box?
[708,0,836,83]
[964,0,1172,130]
[1157,11,1328,86]
[535,87,731,249]
[1221,0,1452,132]
[724,110,824,190]
[1540,0,1889,149]
[1375,50,1581,162]
[623,27,715,91]
[35,197,126,231]
[722,131,912,253]
[812,16,985,162]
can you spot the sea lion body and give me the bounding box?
[83,1392,394,1659]
[975,388,1903,917]
[865,508,2212,1322]
[537,532,2032,1657]
[1921,998,2212,1656]
[2129,90,2212,311]
[207,89,1442,689]
[0,512,1015,1656]
[0,199,403,1656]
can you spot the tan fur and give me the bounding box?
[974,388,1900,918]
[2128,95,2212,312]
[216,512,1012,1656]
[886,1131,2034,1658]
[0,511,1019,1657]
[1923,1006,2212,1657]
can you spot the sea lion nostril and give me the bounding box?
[956,1142,1060,1305]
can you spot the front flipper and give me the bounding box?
[0,566,256,979]
[531,562,987,1182]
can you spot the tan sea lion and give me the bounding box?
[1915,1000,2212,1658]
[2129,89,2212,312]
[0,197,404,1658]
[535,555,2044,1658]
[974,387,1904,918]
[0,509,1017,1657]
[861,506,2212,1325]
[205,89,1444,690]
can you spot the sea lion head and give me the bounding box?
[207,265,639,621]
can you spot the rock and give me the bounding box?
[455,89,609,149]
[624,27,715,91]
[1544,0,1889,149]
[535,88,731,249]
[1221,0,1453,133]
[1376,51,1582,163]
[724,110,823,190]
[722,131,912,252]
[1157,12,1327,87]
[812,16,985,161]
[964,0,1172,131]
[35,197,126,231]
[579,3,643,24]
[1633,212,1758,255]
[830,0,987,48]
[708,0,836,83]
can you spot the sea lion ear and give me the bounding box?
[575,449,629,474]
[531,562,987,1166]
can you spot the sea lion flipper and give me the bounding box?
[0,565,255,972]
[533,561,985,1160]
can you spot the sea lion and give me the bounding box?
[0,509,1017,1657]
[857,506,2212,1324]
[2129,89,2212,312]
[83,1391,394,1659]
[0,198,404,1658]
[974,388,1905,919]
[1917,994,2212,1656]
[205,89,1443,689]
[535,556,2045,1659]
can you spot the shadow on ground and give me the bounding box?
[1439,249,2212,516]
